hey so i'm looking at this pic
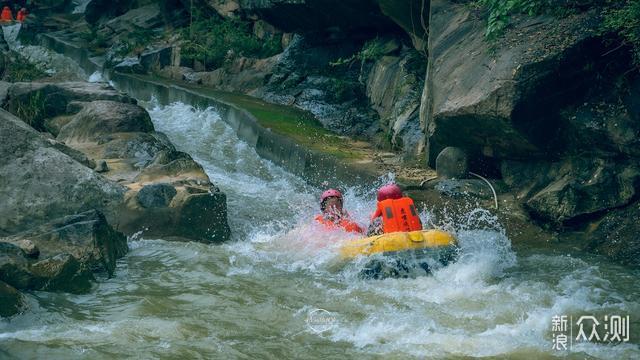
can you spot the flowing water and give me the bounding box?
[0,57,639,357]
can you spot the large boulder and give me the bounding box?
[57,100,154,142]
[2,210,128,277]
[0,210,127,295]
[0,108,126,235]
[502,158,640,224]
[421,1,616,165]
[5,82,135,131]
[54,100,231,243]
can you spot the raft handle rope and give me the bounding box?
[469,171,498,210]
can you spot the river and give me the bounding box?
[0,44,639,359]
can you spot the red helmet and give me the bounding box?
[320,189,342,203]
[320,189,342,210]
[377,183,402,201]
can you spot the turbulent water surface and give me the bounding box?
[1,98,639,359]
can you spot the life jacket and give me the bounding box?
[315,214,363,234]
[373,197,422,234]
[1,8,12,22]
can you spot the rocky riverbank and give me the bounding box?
[0,41,230,316]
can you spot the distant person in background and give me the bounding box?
[315,189,364,234]
[16,8,26,22]
[0,6,13,22]
[368,183,422,236]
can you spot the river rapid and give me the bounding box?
[0,51,639,357]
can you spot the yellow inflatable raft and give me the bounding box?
[339,229,457,260]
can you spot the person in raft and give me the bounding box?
[315,189,364,234]
[367,183,422,236]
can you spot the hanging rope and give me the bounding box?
[469,171,499,210]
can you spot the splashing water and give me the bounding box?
[0,100,638,359]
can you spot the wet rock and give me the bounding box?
[503,158,640,224]
[0,108,126,234]
[0,280,25,318]
[175,192,231,242]
[0,211,127,300]
[436,147,468,179]
[30,254,93,293]
[57,100,154,143]
[585,201,640,268]
[136,183,177,208]
[95,160,109,173]
[3,210,128,278]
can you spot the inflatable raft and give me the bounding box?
[339,229,458,279]
[339,229,457,259]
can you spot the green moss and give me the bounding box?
[197,89,360,159]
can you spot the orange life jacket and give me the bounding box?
[1,8,12,21]
[315,214,363,234]
[373,197,422,234]
[16,10,26,22]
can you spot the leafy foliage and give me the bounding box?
[601,0,640,65]
[474,0,551,39]
[475,0,640,67]
[329,37,389,83]
[180,17,281,70]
